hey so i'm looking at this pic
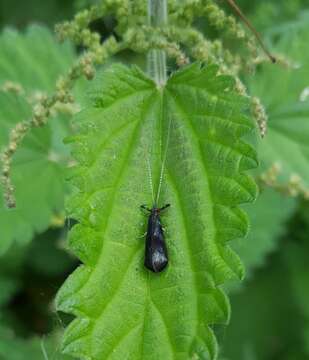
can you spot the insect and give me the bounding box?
[141,117,172,273]
[141,204,170,273]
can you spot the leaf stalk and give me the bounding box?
[147,0,168,86]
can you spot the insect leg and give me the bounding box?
[140,204,152,212]
[160,203,170,212]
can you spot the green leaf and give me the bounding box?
[0,243,28,310]
[283,202,309,356]
[0,327,73,360]
[222,251,306,360]
[248,18,309,186]
[0,26,76,254]
[0,25,74,91]
[0,274,20,309]
[229,188,296,291]
[285,243,309,355]
[241,1,309,32]
[56,63,258,359]
[25,228,76,277]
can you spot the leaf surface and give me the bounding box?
[222,252,305,360]
[0,26,76,253]
[0,327,73,360]
[283,202,309,356]
[57,63,258,359]
[249,17,309,186]
[229,188,296,292]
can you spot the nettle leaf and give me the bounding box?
[56,63,258,360]
[229,188,296,291]
[0,26,76,254]
[249,19,309,185]
[0,26,74,91]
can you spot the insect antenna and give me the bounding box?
[141,111,156,206]
[146,155,155,205]
[225,0,276,63]
[156,116,172,205]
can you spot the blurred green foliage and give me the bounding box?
[0,0,309,359]
[235,0,308,30]
[0,26,75,254]
[0,0,74,29]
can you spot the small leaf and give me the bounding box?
[57,63,258,359]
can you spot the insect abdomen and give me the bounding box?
[144,212,168,273]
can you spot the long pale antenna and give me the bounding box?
[225,0,276,63]
[156,116,172,205]
[146,156,155,204]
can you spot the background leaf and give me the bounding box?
[228,188,296,291]
[248,13,309,186]
[0,26,76,254]
[222,249,307,360]
[0,0,74,29]
[0,227,77,340]
[0,327,73,360]
[56,63,258,359]
[283,202,309,356]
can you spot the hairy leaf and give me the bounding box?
[0,26,76,254]
[56,63,258,359]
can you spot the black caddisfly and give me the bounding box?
[141,117,172,273]
[141,204,170,273]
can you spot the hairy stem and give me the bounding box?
[147,0,168,85]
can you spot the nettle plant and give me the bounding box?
[1,0,308,359]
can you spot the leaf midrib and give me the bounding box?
[88,91,162,357]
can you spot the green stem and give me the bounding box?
[147,0,167,85]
